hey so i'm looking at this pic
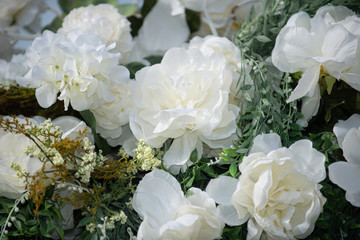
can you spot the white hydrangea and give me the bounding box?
[18,30,130,111]
[60,4,133,63]
[90,79,133,146]
[130,47,239,174]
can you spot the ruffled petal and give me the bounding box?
[289,140,326,182]
[249,133,282,155]
[329,162,360,194]
[132,169,185,229]
[333,114,360,148]
[287,66,320,103]
[163,132,199,174]
[206,176,238,205]
[341,128,360,165]
[137,0,190,54]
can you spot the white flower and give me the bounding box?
[52,115,94,144]
[0,54,29,87]
[187,35,253,104]
[90,79,133,147]
[329,114,360,207]
[0,0,44,31]
[272,5,360,103]
[0,117,42,199]
[130,47,239,174]
[18,30,130,111]
[206,133,326,240]
[126,0,190,64]
[133,169,224,240]
[60,4,132,63]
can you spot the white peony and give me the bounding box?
[129,47,239,174]
[329,114,360,207]
[18,30,130,111]
[272,5,360,104]
[206,133,326,240]
[133,168,224,240]
[90,79,134,146]
[60,4,132,63]
[187,35,252,105]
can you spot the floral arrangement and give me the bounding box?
[0,0,359,239]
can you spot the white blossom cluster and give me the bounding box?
[133,139,162,172]
[75,138,106,184]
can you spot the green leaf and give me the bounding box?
[240,84,253,91]
[185,168,196,189]
[13,220,22,232]
[55,225,65,240]
[77,216,93,228]
[229,162,238,177]
[126,62,146,78]
[255,35,271,43]
[324,76,336,95]
[145,55,163,65]
[189,149,198,163]
[219,153,231,161]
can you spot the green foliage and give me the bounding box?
[0,190,65,239]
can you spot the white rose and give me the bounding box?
[90,80,134,146]
[130,47,239,174]
[18,30,130,111]
[207,133,326,239]
[329,114,360,207]
[133,169,224,240]
[272,6,360,103]
[60,4,132,63]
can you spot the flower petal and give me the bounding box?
[289,140,326,182]
[247,218,263,240]
[206,175,238,206]
[132,169,185,229]
[329,162,360,193]
[163,132,199,174]
[137,0,190,53]
[249,133,282,155]
[287,66,320,103]
[333,114,360,148]
[342,128,360,165]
